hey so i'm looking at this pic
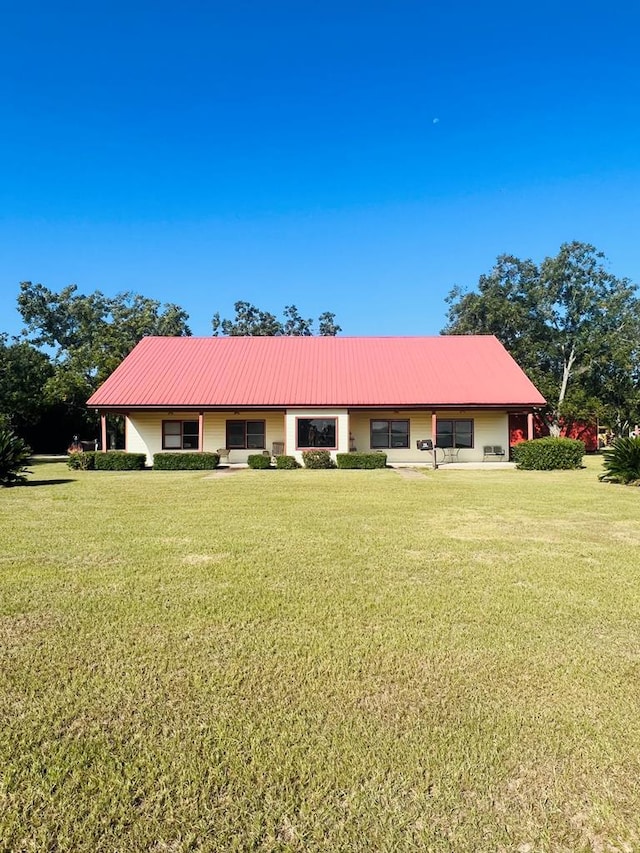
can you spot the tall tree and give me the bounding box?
[17,282,191,421]
[317,311,342,337]
[0,335,54,435]
[444,242,640,434]
[282,305,314,336]
[212,301,341,336]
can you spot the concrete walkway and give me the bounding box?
[203,465,248,478]
[392,467,427,479]
[439,461,515,470]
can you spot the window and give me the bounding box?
[297,418,337,449]
[370,419,409,449]
[226,420,265,449]
[162,420,199,450]
[437,419,473,449]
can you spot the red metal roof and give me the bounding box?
[87,336,546,409]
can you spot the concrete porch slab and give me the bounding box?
[389,461,516,470]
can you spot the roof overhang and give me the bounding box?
[92,402,546,412]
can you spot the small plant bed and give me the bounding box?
[336,452,387,469]
[153,452,220,470]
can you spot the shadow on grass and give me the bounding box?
[23,478,75,487]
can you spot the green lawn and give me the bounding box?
[1,458,639,852]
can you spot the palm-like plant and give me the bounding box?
[599,437,640,485]
[0,426,31,486]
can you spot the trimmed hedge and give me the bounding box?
[153,452,220,470]
[512,437,584,470]
[248,454,273,469]
[68,451,146,471]
[275,455,300,469]
[95,452,147,471]
[336,452,387,469]
[302,450,335,469]
[67,451,96,470]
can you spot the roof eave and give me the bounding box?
[88,400,547,411]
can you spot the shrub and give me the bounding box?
[248,454,273,469]
[67,451,96,470]
[153,452,220,470]
[599,437,640,485]
[512,437,584,470]
[0,426,31,486]
[275,455,301,469]
[94,452,147,471]
[302,450,335,469]
[336,452,387,469]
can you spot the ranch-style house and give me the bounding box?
[87,335,546,466]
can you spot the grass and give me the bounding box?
[1,457,639,852]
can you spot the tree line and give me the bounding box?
[0,284,340,450]
[443,241,640,436]
[1,240,639,451]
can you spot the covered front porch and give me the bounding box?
[347,408,535,465]
[113,406,536,467]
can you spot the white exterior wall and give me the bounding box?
[285,408,349,464]
[349,410,432,464]
[446,410,509,462]
[126,412,165,465]
[349,409,509,463]
[200,411,285,463]
[126,408,509,466]
[126,411,286,466]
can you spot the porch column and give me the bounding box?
[198,412,204,452]
[527,412,534,440]
[431,411,438,470]
[100,413,107,452]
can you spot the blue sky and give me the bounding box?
[1,0,640,339]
